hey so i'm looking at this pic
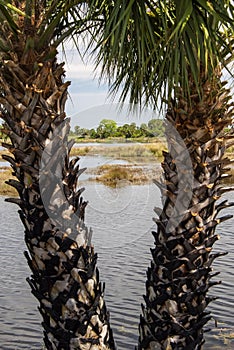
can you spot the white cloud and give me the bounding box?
[58,44,101,80]
[64,61,101,80]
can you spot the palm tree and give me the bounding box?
[0,1,115,349]
[88,1,234,349]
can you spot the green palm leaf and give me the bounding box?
[0,0,21,33]
[89,0,234,108]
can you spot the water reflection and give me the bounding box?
[0,185,233,349]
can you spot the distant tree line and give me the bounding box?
[70,118,164,139]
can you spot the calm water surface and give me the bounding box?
[0,183,234,349]
[0,154,130,169]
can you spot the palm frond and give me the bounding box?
[0,1,92,52]
[89,0,234,108]
[0,0,21,34]
[37,1,90,49]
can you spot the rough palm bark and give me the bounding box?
[0,4,115,350]
[138,72,234,350]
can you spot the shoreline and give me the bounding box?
[1,142,234,196]
[0,162,163,196]
[1,162,234,196]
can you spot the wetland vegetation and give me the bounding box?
[1,141,234,195]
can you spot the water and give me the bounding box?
[0,153,131,170]
[74,142,141,147]
[0,184,234,350]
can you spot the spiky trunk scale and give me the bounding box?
[0,25,115,350]
[138,73,234,350]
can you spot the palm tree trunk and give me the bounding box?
[0,27,115,350]
[138,72,234,350]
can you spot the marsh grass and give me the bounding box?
[70,146,92,157]
[0,149,11,159]
[70,142,234,160]
[2,141,231,161]
[0,167,17,196]
[224,167,234,183]
[0,141,233,194]
[90,164,162,187]
[70,142,167,160]
[69,136,163,144]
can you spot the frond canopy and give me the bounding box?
[89,0,234,108]
[0,1,91,56]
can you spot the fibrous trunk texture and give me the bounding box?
[138,72,234,350]
[0,21,115,350]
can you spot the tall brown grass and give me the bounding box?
[0,167,17,196]
[70,142,167,160]
[91,164,162,187]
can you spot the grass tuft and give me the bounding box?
[92,164,162,187]
[0,167,18,196]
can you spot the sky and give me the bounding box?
[59,46,159,130]
[60,41,234,131]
